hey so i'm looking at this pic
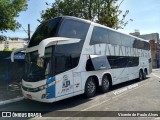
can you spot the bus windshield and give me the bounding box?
[28,17,62,47]
[28,17,90,47]
[24,47,52,82]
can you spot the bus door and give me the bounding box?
[54,54,74,97]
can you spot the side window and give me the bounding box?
[127,57,139,67]
[90,26,109,45]
[54,44,81,75]
[109,30,121,45]
[144,42,150,50]
[121,34,131,47]
[132,38,150,50]
[133,39,144,49]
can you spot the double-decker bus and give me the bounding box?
[11,16,152,103]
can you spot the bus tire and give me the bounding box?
[84,77,96,98]
[100,75,110,93]
[143,70,147,80]
[139,70,143,81]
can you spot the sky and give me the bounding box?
[118,0,160,35]
[1,0,160,38]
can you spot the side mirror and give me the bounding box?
[11,48,26,62]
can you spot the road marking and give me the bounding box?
[0,97,24,106]
[152,73,160,79]
[63,81,149,120]
[154,117,160,120]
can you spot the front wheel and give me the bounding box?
[84,77,96,98]
[100,75,110,93]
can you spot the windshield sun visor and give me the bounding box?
[38,37,80,57]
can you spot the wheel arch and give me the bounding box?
[139,68,143,73]
[144,68,148,75]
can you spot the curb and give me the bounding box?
[152,69,160,71]
[0,97,24,106]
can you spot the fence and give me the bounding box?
[0,51,25,90]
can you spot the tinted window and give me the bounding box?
[29,17,62,47]
[54,43,82,75]
[24,47,52,82]
[90,26,109,45]
[144,42,150,50]
[107,56,139,68]
[131,38,150,50]
[58,19,90,40]
[121,34,131,47]
[127,57,139,67]
[109,30,121,45]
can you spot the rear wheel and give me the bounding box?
[100,75,110,93]
[84,77,96,98]
[139,70,143,81]
[143,70,147,80]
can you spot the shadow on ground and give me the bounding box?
[0,77,150,119]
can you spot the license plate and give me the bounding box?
[26,94,32,99]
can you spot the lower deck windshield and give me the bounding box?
[23,42,82,82]
[24,47,52,82]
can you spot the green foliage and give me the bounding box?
[0,35,7,42]
[12,48,17,51]
[0,0,28,32]
[39,0,132,29]
[3,48,10,51]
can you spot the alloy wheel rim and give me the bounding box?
[87,79,95,93]
[103,78,109,89]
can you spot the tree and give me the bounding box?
[39,0,132,29]
[12,48,17,51]
[0,35,7,43]
[0,0,28,32]
[3,48,10,51]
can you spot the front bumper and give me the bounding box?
[22,87,56,103]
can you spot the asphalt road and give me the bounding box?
[0,70,160,120]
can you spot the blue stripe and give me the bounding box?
[46,77,55,99]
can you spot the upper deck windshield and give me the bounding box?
[28,17,62,47]
[28,17,90,47]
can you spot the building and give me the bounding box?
[149,40,160,68]
[0,39,27,51]
[130,31,160,68]
[130,31,159,42]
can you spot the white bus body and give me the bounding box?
[11,16,152,103]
